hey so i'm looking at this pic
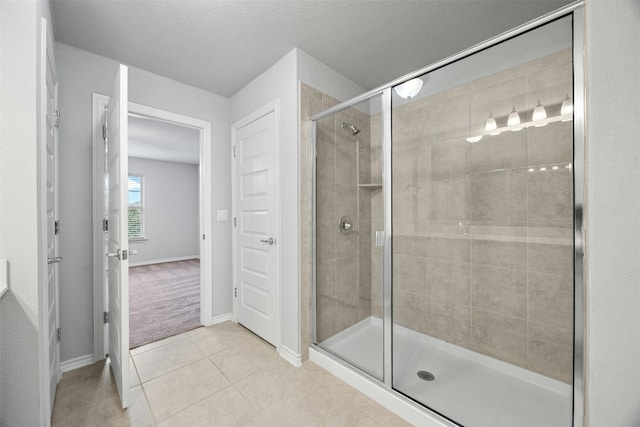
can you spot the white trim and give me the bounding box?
[92,95,214,357]
[278,345,302,367]
[210,313,233,325]
[92,93,109,360]
[60,354,95,374]
[38,17,58,427]
[310,347,452,427]
[231,100,281,348]
[128,255,199,267]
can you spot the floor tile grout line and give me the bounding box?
[139,380,161,427]
[137,352,210,385]
[145,382,236,425]
[130,335,189,357]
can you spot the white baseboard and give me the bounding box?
[129,255,199,267]
[208,313,232,326]
[60,354,95,375]
[278,345,302,367]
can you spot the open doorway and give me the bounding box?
[92,95,213,361]
[127,115,201,348]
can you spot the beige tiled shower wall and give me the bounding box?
[299,84,373,355]
[390,49,574,384]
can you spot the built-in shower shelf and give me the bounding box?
[358,184,383,189]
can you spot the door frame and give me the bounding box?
[37,16,59,426]
[92,95,213,359]
[231,100,282,350]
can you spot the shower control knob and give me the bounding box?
[339,216,354,235]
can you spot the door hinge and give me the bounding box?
[103,218,108,232]
[232,145,237,158]
[202,234,205,240]
[103,311,109,324]
[233,217,237,227]
[102,124,107,142]
[54,110,60,129]
[54,220,60,235]
[234,287,237,298]
[57,328,61,343]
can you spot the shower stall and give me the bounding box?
[310,5,583,427]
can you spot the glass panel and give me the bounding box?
[314,93,384,380]
[391,16,574,426]
[128,175,143,238]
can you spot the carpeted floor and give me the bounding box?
[129,259,201,349]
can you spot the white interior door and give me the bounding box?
[106,64,130,408]
[235,110,279,346]
[43,18,60,416]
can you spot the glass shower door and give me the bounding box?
[391,16,575,427]
[314,93,385,380]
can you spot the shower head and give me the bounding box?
[341,122,361,136]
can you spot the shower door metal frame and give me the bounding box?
[310,2,585,426]
[310,89,390,382]
[571,6,586,427]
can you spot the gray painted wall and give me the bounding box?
[128,157,199,265]
[585,1,640,424]
[55,42,231,363]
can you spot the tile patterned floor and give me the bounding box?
[52,322,411,426]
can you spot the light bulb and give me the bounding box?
[484,113,497,132]
[394,78,424,100]
[532,101,547,127]
[561,94,573,120]
[507,107,521,128]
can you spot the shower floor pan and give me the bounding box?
[321,317,572,427]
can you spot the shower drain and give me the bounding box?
[417,370,435,381]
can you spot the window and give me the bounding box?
[128,175,144,239]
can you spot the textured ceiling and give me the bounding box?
[51,0,572,97]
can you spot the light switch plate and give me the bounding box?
[0,259,7,298]
[216,210,229,221]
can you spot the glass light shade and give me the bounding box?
[532,101,547,121]
[561,95,573,116]
[484,113,497,131]
[466,135,483,143]
[507,107,521,127]
[394,78,423,99]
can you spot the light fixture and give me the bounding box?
[532,100,547,126]
[561,94,573,120]
[507,107,521,129]
[394,78,423,100]
[484,113,502,135]
[465,135,483,143]
[484,113,497,131]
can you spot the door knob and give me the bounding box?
[129,249,138,255]
[260,237,275,245]
[47,256,62,265]
[106,251,120,259]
